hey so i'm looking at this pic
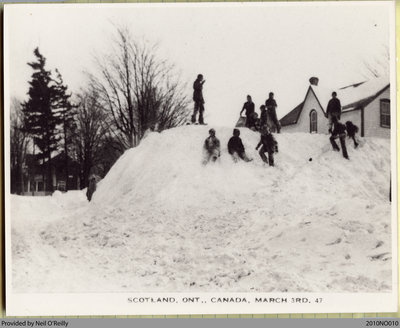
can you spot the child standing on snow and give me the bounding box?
[86,175,98,202]
[227,129,252,162]
[256,127,277,166]
[203,128,221,164]
[330,116,349,159]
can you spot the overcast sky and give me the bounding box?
[5,2,393,126]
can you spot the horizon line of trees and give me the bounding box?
[10,27,190,195]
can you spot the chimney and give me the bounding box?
[309,77,319,86]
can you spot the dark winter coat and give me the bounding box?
[331,121,347,137]
[86,176,97,202]
[228,136,245,155]
[193,79,204,103]
[265,98,277,110]
[260,109,268,127]
[345,121,359,138]
[327,98,342,116]
[242,101,255,116]
[257,134,277,153]
[265,99,278,120]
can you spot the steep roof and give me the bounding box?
[280,85,327,126]
[280,101,304,126]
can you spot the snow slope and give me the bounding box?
[11,126,393,292]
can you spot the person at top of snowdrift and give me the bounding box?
[327,91,342,132]
[330,116,349,160]
[265,92,281,133]
[203,128,221,164]
[256,127,278,166]
[227,129,253,163]
[240,95,255,129]
[345,121,359,149]
[192,74,206,125]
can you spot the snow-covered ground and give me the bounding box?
[11,126,392,293]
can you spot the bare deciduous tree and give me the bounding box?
[90,27,189,150]
[361,45,389,79]
[74,89,110,188]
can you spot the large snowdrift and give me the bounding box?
[12,126,392,293]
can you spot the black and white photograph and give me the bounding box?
[4,1,397,315]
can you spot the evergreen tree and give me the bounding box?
[22,48,59,192]
[53,69,77,191]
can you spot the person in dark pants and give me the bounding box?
[228,129,252,162]
[256,127,277,166]
[345,121,359,148]
[86,175,97,202]
[330,116,349,159]
[327,91,342,132]
[192,74,206,124]
[203,128,220,164]
[265,92,280,133]
[240,95,255,129]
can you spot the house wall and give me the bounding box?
[281,88,329,134]
[363,87,390,139]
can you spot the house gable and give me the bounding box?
[281,86,328,134]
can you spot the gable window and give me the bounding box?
[380,99,390,128]
[310,110,317,133]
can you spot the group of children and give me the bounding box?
[330,117,359,160]
[203,126,278,166]
[240,93,281,133]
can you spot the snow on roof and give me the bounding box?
[310,76,389,111]
[338,76,389,110]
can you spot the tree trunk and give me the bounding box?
[64,123,69,191]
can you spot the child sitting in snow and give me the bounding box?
[227,129,252,162]
[203,128,221,164]
[345,121,359,148]
[330,116,349,160]
[256,127,277,166]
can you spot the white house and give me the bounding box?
[279,77,390,138]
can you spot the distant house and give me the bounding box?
[23,152,80,196]
[280,76,390,138]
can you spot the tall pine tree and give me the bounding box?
[53,69,77,191]
[22,48,60,192]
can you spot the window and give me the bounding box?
[37,181,44,192]
[380,99,390,128]
[57,180,66,191]
[310,110,317,133]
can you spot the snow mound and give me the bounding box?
[93,125,390,212]
[12,126,392,293]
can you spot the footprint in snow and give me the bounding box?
[368,252,390,261]
[326,238,342,246]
